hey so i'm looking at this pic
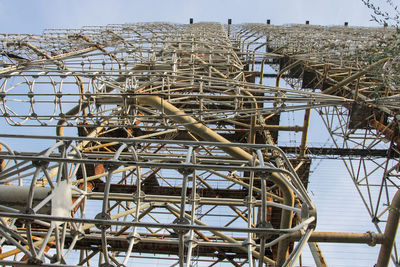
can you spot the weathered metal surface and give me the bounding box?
[0,22,398,266]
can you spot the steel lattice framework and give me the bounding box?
[0,22,399,266]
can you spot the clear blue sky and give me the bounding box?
[0,0,384,34]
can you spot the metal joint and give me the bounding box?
[254,171,270,178]
[190,193,200,203]
[62,140,72,148]
[178,167,193,176]
[242,238,256,247]
[256,221,274,232]
[70,229,86,240]
[128,233,141,243]
[367,231,377,247]
[94,212,112,230]
[173,217,190,234]
[133,191,145,202]
[28,257,43,265]
[244,195,256,205]
[32,159,49,168]
[184,237,198,247]
[23,207,36,223]
[104,162,119,172]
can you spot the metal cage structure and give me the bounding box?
[0,22,399,266]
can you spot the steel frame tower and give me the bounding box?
[0,22,398,266]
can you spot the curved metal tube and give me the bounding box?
[137,95,295,265]
[138,95,254,161]
[56,64,146,137]
[275,60,303,88]
[101,143,127,265]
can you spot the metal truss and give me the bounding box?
[0,21,398,266]
[0,137,315,266]
[236,23,400,266]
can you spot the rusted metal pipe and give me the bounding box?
[369,119,400,148]
[323,57,389,95]
[137,95,295,265]
[299,109,311,158]
[376,189,400,267]
[289,231,384,244]
[0,185,51,214]
[138,95,253,161]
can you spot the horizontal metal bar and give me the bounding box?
[0,211,311,235]
[83,192,301,213]
[0,133,289,150]
[289,231,384,245]
[280,146,395,158]
[16,230,384,246]
[0,260,77,267]
[0,154,294,174]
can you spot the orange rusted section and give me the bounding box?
[267,196,273,222]
[20,244,51,262]
[72,181,94,214]
[77,35,109,54]
[133,114,142,126]
[0,246,26,260]
[72,162,105,214]
[369,119,400,148]
[0,239,56,260]
[77,35,121,70]
[94,163,105,176]
[0,144,4,171]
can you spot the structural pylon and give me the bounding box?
[0,21,398,266]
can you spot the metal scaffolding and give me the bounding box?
[0,22,398,266]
